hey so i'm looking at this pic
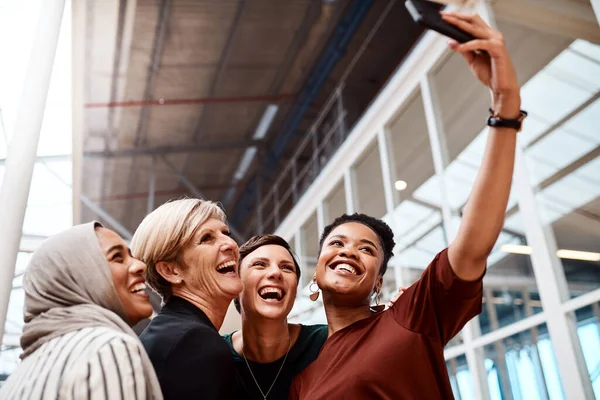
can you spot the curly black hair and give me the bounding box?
[319,213,395,276]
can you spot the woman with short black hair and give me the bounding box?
[291,11,525,399]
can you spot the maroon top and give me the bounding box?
[290,249,483,400]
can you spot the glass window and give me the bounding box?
[483,324,565,400]
[574,304,600,397]
[382,90,444,296]
[324,179,346,225]
[447,355,476,400]
[353,140,386,218]
[300,212,319,279]
[522,39,600,300]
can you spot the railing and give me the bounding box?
[255,85,349,234]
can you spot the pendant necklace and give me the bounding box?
[242,336,291,400]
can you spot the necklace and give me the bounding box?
[241,336,291,400]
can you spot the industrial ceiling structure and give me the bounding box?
[79,0,428,239]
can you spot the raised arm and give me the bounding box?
[441,12,522,281]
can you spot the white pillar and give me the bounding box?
[316,201,327,236]
[0,0,67,342]
[514,148,594,399]
[589,0,600,25]
[343,168,356,214]
[420,73,491,400]
[72,0,85,225]
[376,128,405,288]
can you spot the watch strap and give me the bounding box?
[486,108,528,132]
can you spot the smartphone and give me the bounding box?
[405,0,475,43]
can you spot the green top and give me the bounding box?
[222,324,328,400]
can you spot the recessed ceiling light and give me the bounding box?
[500,244,532,255]
[501,245,600,262]
[394,180,407,191]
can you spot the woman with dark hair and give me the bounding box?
[0,222,162,400]
[223,234,328,400]
[291,12,525,399]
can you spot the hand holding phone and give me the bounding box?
[405,0,475,43]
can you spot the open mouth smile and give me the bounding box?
[328,260,363,276]
[258,286,286,302]
[216,260,237,275]
[129,281,149,297]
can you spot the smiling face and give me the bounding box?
[96,227,153,325]
[177,218,242,300]
[238,244,298,320]
[315,222,384,306]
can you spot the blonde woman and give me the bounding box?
[131,199,243,399]
[0,222,162,400]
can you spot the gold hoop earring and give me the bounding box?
[309,280,320,301]
[370,291,385,312]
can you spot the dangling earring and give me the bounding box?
[370,291,385,312]
[309,280,320,301]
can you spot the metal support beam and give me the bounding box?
[80,195,133,240]
[336,86,346,143]
[84,139,262,159]
[147,158,156,214]
[161,156,245,243]
[292,159,298,203]
[0,154,70,166]
[0,0,66,345]
[192,0,247,141]
[230,0,373,229]
[134,0,171,147]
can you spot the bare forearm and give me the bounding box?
[449,94,520,279]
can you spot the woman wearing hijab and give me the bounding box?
[0,222,162,400]
[222,234,328,400]
[290,12,525,399]
[131,198,243,399]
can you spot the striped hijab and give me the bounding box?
[19,222,162,399]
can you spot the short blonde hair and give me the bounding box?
[131,198,227,302]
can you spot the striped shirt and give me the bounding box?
[0,327,153,400]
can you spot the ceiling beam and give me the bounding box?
[83,139,263,158]
[161,156,245,243]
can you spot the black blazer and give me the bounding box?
[140,296,242,400]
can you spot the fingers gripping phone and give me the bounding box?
[405,0,475,43]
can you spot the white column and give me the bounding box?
[376,128,405,288]
[72,0,86,225]
[295,229,308,287]
[0,0,67,341]
[420,74,491,400]
[593,0,600,25]
[343,168,356,214]
[514,148,594,399]
[316,201,327,236]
